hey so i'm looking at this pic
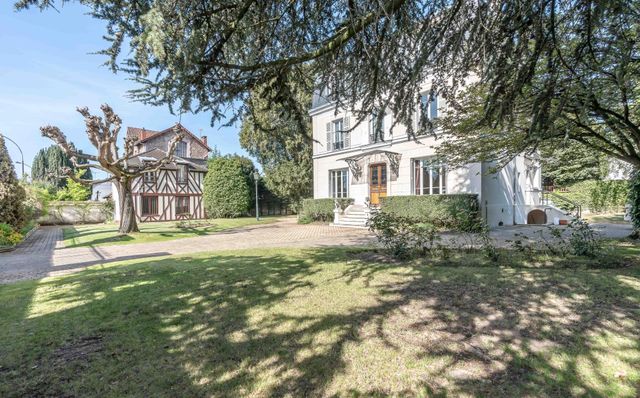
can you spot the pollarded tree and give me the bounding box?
[41,105,183,234]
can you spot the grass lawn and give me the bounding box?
[62,217,280,248]
[1,246,639,397]
[583,212,628,224]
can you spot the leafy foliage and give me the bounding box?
[32,146,93,189]
[558,180,629,213]
[629,171,640,234]
[239,71,313,210]
[539,143,605,187]
[203,156,252,218]
[299,198,353,223]
[368,211,440,259]
[0,136,27,230]
[18,0,639,157]
[0,223,23,247]
[55,171,92,201]
[380,194,480,232]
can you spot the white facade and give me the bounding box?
[311,92,555,226]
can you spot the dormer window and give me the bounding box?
[175,141,187,158]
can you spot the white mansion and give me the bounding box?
[310,87,569,227]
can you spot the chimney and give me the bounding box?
[201,135,208,147]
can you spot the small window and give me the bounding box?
[418,93,438,130]
[175,141,187,158]
[143,171,156,183]
[175,196,189,215]
[413,158,446,195]
[141,195,158,215]
[369,112,385,143]
[330,169,349,198]
[333,119,345,150]
[177,164,188,184]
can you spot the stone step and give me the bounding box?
[333,220,368,228]
[330,223,369,229]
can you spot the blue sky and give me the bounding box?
[0,2,250,178]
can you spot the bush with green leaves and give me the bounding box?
[560,180,629,213]
[368,211,442,259]
[299,198,353,223]
[627,171,640,238]
[203,156,252,218]
[380,194,480,232]
[0,223,23,247]
[55,171,91,201]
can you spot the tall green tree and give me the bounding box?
[539,143,605,187]
[203,156,253,218]
[32,145,93,188]
[17,1,636,145]
[239,73,312,209]
[0,136,27,229]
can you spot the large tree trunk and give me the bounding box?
[117,177,139,234]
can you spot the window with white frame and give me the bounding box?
[369,111,385,143]
[329,169,349,198]
[175,141,188,157]
[418,93,438,131]
[413,158,446,195]
[326,117,350,151]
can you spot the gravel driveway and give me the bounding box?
[0,219,632,284]
[0,218,373,284]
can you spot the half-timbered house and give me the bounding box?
[112,124,211,222]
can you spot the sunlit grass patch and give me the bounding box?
[62,216,281,248]
[1,246,639,397]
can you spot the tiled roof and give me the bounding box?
[126,123,212,151]
[126,148,208,172]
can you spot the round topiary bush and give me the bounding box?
[203,157,252,218]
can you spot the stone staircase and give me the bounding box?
[331,204,370,229]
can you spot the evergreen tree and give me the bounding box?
[31,145,92,188]
[0,136,27,229]
[203,156,252,218]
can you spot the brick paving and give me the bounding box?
[0,218,631,284]
[0,218,374,284]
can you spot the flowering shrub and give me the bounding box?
[0,223,23,247]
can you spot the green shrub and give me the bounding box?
[299,198,354,222]
[628,171,640,236]
[0,223,23,247]
[560,180,629,213]
[0,136,27,230]
[368,211,440,259]
[380,194,480,231]
[203,157,253,218]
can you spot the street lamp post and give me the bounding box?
[253,170,260,221]
[0,133,25,179]
[15,162,32,182]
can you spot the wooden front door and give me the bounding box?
[369,163,387,205]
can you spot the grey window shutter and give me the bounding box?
[343,117,351,148]
[326,122,332,152]
[368,115,374,143]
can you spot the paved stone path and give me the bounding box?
[0,218,374,284]
[0,218,633,284]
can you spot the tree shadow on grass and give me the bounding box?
[1,248,639,397]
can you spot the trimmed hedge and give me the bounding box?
[299,198,353,223]
[380,194,480,231]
